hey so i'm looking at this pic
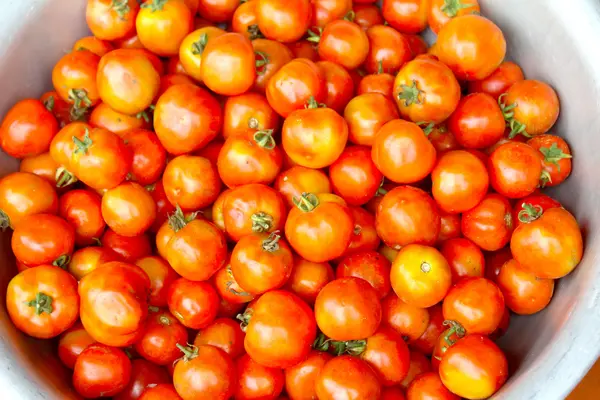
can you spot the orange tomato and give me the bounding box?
[344,93,399,146]
[527,134,572,187]
[354,4,385,30]
[316,61,355,113]
[440,238,485,283]
[197,0,239,22]
[284,256,334,305]
[488,142,544,199]
[428,0,480,33]
[73,36,114,57]
[285,350,333,400]
[222,92,280,140]
[468,61,524,100]
[89,102,151,137]
[365,24,412,74]
[382,293,430,341]
[86,0,139,40]
[461,193,514,251]
[58,322,97,369]
[315,355,382,400]
[101,228,152,262]
[101,182,156,237]
[256,0,312,43]
[497,258,554,315]
[382,0,429,33]
[337,250,391,299]
[193,318,245,359]
[252,39,295,93]
[401,351,432,389]
[407,372,459,400]
[179,27,226,82]
[59,189,105,246]
[135,310,188,366]
[136,0,193,56]
[167,278,219,329]
[234,354,285,400]
[315,20,369,70]
[68,246,121,280]
[330,146,383,206]
[312,0,352,27]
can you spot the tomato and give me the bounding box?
[468,61,524,100]
[73,344,132,398]
[447,93,505,149]
[461,193,513,252]
[400,352,431,389]
[167,278,219,329]
[256,0,312,43]
[193,318,245,359]
[102,182,156,237]
[393,58,461,124]
[285,350,333,400]
[19,153,59,187]
[372,120,436,183]
[337,251,391,299]
[118,131,164,186]
[173,344,235,400]
[382,0,428,33]
[68,246,121,280]
[431,150,489,214]
[231,0,260,39]
[488,142,543,198]
[11,214,74,267]
[135,256,179,307]
[315,355,382,400]
[376,186,440,248]
[312,0,352,27]
[391,244,452,308]
[358,70,395,99]
[500,79,560,137]
[428,0,480,33]
[496,258,554,315]
[79,261,150,346]
[73,36,114,57]
[243,290,317,368]
[286,40,319,61]
[200,33,256,96]
[89,103,151,137]
[344,94,398,147]
[86,0,139,40]
[346,206,380,255]
[6,265,78,339]
[266,58,326,118]
[252,39,294,93]
[407,372,459,400]
[58,322,97,369]
[274,166,332,208]
[140,384,182,400]
[316,61,355,113]
[364,25,412,74]
[354,4,384,30]
[213,261,256,304]
[57,189,104,246]
[222,93,279,140]
[40,91,72,128]
[52,50,100,116]
[511,206,583,279]
[439,335,508,399]
[114,359,170,400]
[234,354,285,400]
[197,0,238,21]
[285,193,353,262]
[408,304,443,355]
[136,0,192,56]
[223,183,287,241]
[382,292,430,341]
[0,99,58,159]
[440,238,485,283]
[135,309,188,365]
[512,193,561,230]
[101,228,152,262]
[284,256,334,305]
[329,146,382,205]
[313,20,369,70]
[527,134,572,187]
[162,155,221,211]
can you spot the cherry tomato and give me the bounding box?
[135,256,179,307]
[89,102,151,137]
[136,0,193,56]
[102,182,156,237]
[400,351,432,389]
[527,134,572,187]
[73,36,114,57]
[284,256,334,305]
[376,186,440,248]
[468,61,524,100]
[59,189,105,246]
[488,142,543,198]
[344,93,399,146]
[409,304,444,355]
[256,0,312,43]
[193,318,245,359]
[391,244,452,308]
[337,250,391,299]
[428,0,480,34]
[365,25,412,74]
[316,61,355,113]
[274,166,332,208]
[243,290,317,368]
[235,353,285,400]
[382,292,430,341]
[167,278,219,329]
[212,262,256,304]
[461,193,513,252]
[252,39,295,93]
[121,129,167,185]
[439,335,508,399]
[73,344,132,398]
[314,20,369,70]
[382,0,428,33]
[135,309,188,365]
[512,193,562,230]
[357,326,411,386]
[511,206,583,279]
[19,152,60,186]
[372,120,436,183]
[440,238,485,283]
[231,0,260,39]
[285,350,333,400]
[354,4,385,30]
[358,70,395,99]
[312,0,352,27]
[86,0,139,40]
[147,180,176,233]
[114,359,170,400]
[58,322,97,369]
[315,355,382,400]
[285,193,353,262]
[448,93,505,149]
[497,258,554,315]
[101,228,152,262]
[68,246,121,280]
[140,384,182,400]
[407,372,459,400]
[154,84,222,155]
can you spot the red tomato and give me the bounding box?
[468,61,524,100]
[121,129,167,185]
[193,318,245,359]
[73,344,132,398]
[101,229,152,262]
[448,93,506,149]
[68,246,121,280]
[337,250,391,299]
[365,25,412,74]
[212,262,256,305]
[284,256,334,305]
[512,193,562,230]
[409,304,445,355]
[407,372,459,400]
[316,61,355,113]
[274,166,332,208]
[222,92,280,140]
[359,326,411,386]
[428,0,480,33]
[0,172,57,230]
[358,71,395,99]
[438,212,461,242]
[344,93,399,146]
[86,0,139,41]
[382,292,429,341]
[58,322,96,369]
[114,359,170,400]
[488,142,543,198]
[312,0,352,27]
[497,258,554,315]
[135,309,188,366]
[382,0,428,33]
[140,384,182,400]
[102,182,156,237]
[354,4,384,30]
[197,0,239,22]
[347,206,381,255]
[461,193,514,251]
[59,189,105,247]
[527,134,572,187]
[135,256,179,307]
[235,354,285,399]
[253,39,295,93]
[285,350,333,400]
[231,0,260,39]
[330,146,383,206]
[315,355,382,400]
[167,278,219,329]
[381,387,407,400]
[256,0,312,43]
[440,238,485,283]
[314,20,369,70]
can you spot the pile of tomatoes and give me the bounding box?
[0,0,584,399]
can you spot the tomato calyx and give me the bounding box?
[416,121,435,136]
[434,320,467,362]
[25,292,54,315]
[441,0,474,18]
[52,254,71,269]
[255,51,270,75]
[148,305,160,313]
[176,343,199,361]
[168,205,199,232]
[68,89,92,122]
[92,237,102,246]
[498,94,531,138]
[55,166,78,188]
[540,143,572,168]
[247,24,264,41]
[518,203,544,223]
[313,333,367,356]
[293,192,320,212]
[343,10,356,22]
[353,224,362,235]
[306,28,323,44]
[253,129,276,150]
[0,209,10,231]
[304,96,327,109]
[236,308,253,332]
[397,80,425,107]
[73,128,93,155]
[111,0,131,18]
[135,107,153,123]
[261,231,281,252]
[377,60,384,75]
[539,170,552,188]
[43,95,55,112]
[421,261,432,273]
[141,0,167,12]
[251,211,274,233]
[191,33,208,55]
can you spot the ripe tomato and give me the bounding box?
[59,189,105,246]
[212,262,256,304]
[121,129,167,185]
[400,352,432,389]
[222,92,280,139]
[344,95,398,148]
[140,384,182,400]
[381,387,407,400]
[173,344,235,400]
[102,182,156,237]
[200,33,256,95]
[284,256,334,305]
[382,0,428,33]
[315,277,381,340]
[154,84,222,154]
[382,292,430,341]
[315,355,382,400]
[428,0,480,33]
[347,206,381,254]
[337,250,391,299]
[501,79,560,137]
[425,124,460,154]
[511,207,583,279]
[312,0,352,27]
[86,0,139,40]
[439,335,508,399]
[97,49,160,115]
[356,326,411,386]
[285,193,353,262]
[461,193,514,251]
[101,228,152,262]
[162,155,221,211]
[488,142,543,198]
[440,238,485,283]
[313,20,369,70]
[512,193,561,231]
[68,246,121,280]
[222,183,287,241]
[0,99,58,159]
[527,134,572,187]
[376,186,440,248]
[167,278,219,329]
[316,61,355,113]
[436,15,506,80]
[19,152,60,189]
[358,70,395,99]
[448,93,506,149]
[252,39,294,93]
[372,120,436,183]
[409,304,444,355]
[405,34,428,56]
[256,0,312,43]
[438,211,461,242]
[79,261,151,346]
[89,102,151,137]
[243,290,317,368]
[193,318,245,359]
[231,0,260,39]
[407,372,459,400]
[40,91,72,128]
[354,4,385,30]
[391,244,452,308]
[52,50,100,119]
[6,265,78,339]
[135,309,188,365]
[135,256,179,307]
[364,25,412,74]
[394,58,461,124]
[234,354,285,400]
[136,0,192,56]
[287,40,319,61]
[431,150,489,214]
[329,146,383,205]
[114,359,170,400]
[73,344,132,398]
[58,322,97,369]
[274,166,332,208]
[468,61,524,100]
[73,36,114,57]
[497,258,554,315]
[266,58,326,118]
[285,350,333,400]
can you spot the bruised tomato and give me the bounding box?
[68,246,121,280]
[285,350,333,400]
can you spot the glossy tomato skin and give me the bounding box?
[89,103,150,137]
[73,344,132,399]
[330,146,383,206]
[256,0,312,43]
[497,258,554,315]
[448,93,506,149]
[274,166,332,208]
[438,212,461,242]
[337,250,392,299]
[19,152,60,185]
[140,384,182,400]
[316,61,355,113]
[212,261,256,305]
[382,0,428,33]
[382,292,430,341]
[154,84,222,155]
[347,206,381,254]
[365,25,412,74]
[376,186,441,248]
[197,0,238,21]
[372,120,436,184]
[235,354,285,400]
[285,350,333,400]
[428,0,480,33]
[59,189,105,246]
[193,318,245,359]
[135,256,179,307]
[344,93,399,146]
[101,229,152,262]
[318,20,369,70]
[58,322,97,369]
[121,129,167,185]
[52,50,101,108]
[244,290,317,368]
[135,309,188,366]
[68,246,122,280]
[315,355,382,400]
[286,40,319,61]
[102,182,156,237]
[358,72,395,99]
[468,61,524,100]
[461,193,514,252]
[528,134,572,187]
[284,256,334,305]
[6,265,79,339]
[252,39,295,93]
[488,142,544,198]
[362,326,411,386]
[354,4,384,30]
[167,278,219,329]
[409,304,444,355]
[407,372,459,400]
[502,79,560,136]
[512,193,561,230]
[86,0,139,41]
[439,335,508,399]
[178,26,226,81]
[222,92,280,140]
[440,238,485,283]
[136,0,193,56]
[312,0,352,27]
